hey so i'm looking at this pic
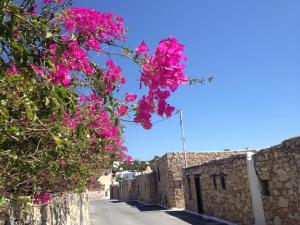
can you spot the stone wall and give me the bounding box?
[110,183,120,199]
[119,179,136,201]
[153,154,171,207]
[183,153,254,225]
[254,136,300,225]
[154,151,246,208]
[1,193,90,225]
[117,173,159,204]
[135,173,159,204]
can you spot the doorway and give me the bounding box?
[194,174,204,213]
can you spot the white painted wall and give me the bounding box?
[246,152,266,225]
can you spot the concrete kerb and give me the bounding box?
[132,200,187,211]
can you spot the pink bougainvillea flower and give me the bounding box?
[134,96,155,129]
[125,92,137,102]
[117,105,128,116]
[135,40,148,55]
[61,73,71,87]
[34,192,51,205]
[59,159,66,166]
[49,112,56,121]
[125,155,133,164]
[6,63,19,76]
[104,60,125,92]
[31,64,45,77]
[84,37,102,51]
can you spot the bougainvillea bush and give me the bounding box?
[0,0,189,211]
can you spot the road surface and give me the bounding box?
[89,200,228,225]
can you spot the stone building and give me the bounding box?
[182,136,300,225]
[154,151,246,208]
[183,153,253,225]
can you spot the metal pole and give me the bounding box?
[179,110,187,168]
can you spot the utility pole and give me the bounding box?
[179,109,187,168]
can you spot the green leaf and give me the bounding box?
[46,31,53,38]
[0,107,9,122]
[11,40,24,52]
[25,100,36,121]
[45,97,50,106]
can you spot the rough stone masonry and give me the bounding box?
[0,193,90,225]
[183,136,300,225]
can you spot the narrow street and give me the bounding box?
[89,200,228,225]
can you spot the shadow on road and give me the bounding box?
[108,200,226,225]
[125,201,166,212]
[109,200,123,203]
[166,211,226,225]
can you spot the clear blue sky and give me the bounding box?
[74,0,300,160]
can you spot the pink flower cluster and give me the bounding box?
[61,8,126,43]
[62,91,134,165]
[104,60,126,93]
[134,37,188,129]
[29,7,126,88]
[31,40,94,87]
[63,93,126,153]
[141,37,188,92]
[33,192,51,205]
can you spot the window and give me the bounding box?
[261,180,270,196]
[211,174,217,189]
[220,174,227,190]
[137,185,140,196]
[157,169,160,181]
[186,175,192,200]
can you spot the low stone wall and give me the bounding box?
[183,153,254,225]
[135,173,159,204]
[88,191,109,201]
[1,193,90,225]
[254,137,300,225]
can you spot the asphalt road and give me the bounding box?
[89,200,228,225]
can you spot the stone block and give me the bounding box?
[278,197,289,208]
